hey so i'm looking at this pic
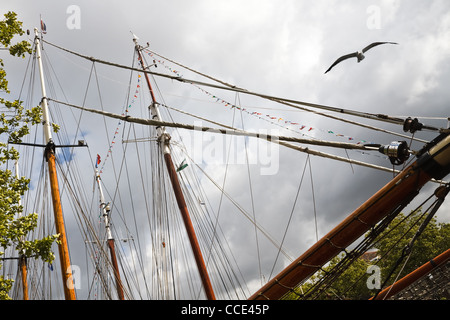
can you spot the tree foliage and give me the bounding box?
[375,209,449,282]
[0,11,58,300]
[286,208,449,300]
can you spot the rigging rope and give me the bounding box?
[146,50,430,144]
[236,93,263,287]
[178,148,295,262]
[144,49,441,134]
[298,184,449,300]
[119,52,252,298]
[47,97,378,150]
[269,155,310,279]
[41,39,442,137]
[308,156,319,242]
[372,184,449,300]
[48,98,409,176]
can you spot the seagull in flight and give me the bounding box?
[324,42,398,74]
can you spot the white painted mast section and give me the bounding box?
[95,169,113,240]
[132,35,171,155]
[33,28,53,144]
[94,168,125,299]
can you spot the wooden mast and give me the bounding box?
[249,132,450,300]
[95,169,125,300]
[18,255,28,300]
[15,160,28,300]
[133,36,216,300]
[34,28,76,300]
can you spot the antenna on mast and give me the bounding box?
[130,31,139,41]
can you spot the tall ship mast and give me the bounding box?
[33,28,76,300]
[94,167,124,300]
[133,36,215,300]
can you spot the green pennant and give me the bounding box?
[176,159,188,172]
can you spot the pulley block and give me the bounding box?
[403,117,423,133]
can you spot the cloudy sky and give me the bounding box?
[1,0,449,300]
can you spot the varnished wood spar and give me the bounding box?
[249,161,431,300]
[19,256,28,300]
[47,151,76,300]
[134,37,216,300]
[108,239,125,300]
[164,152,216,300]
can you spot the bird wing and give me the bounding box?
[362,42,398,53]
[324,52,359,73]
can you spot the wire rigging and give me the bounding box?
[144,49,441,134]
[236,93,263,287]
[50,97,415,178]
[269,154,310,279]
[41,39,442,137]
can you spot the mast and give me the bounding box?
[133,36,216,300]
[95,169,125,300]
[15,160,28,300]
[249,132,450,300]
[34,28,76,300]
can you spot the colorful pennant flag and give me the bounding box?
[95,154,101,168]
[40,19,47,34]
[146,49,375,146]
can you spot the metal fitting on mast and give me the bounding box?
[378,141,410,165]
[416,132,450,180]
[34,28,53,145]
[403,117,423,133]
